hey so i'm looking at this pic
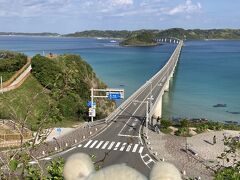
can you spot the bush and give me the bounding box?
[180,119,189,128]
[207,121,223,131]
[195,124,209,133]
[175,127,191,137]
[161,119,172,128]
[160,127,173,134]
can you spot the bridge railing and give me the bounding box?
[105,41,183,123]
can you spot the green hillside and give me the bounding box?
[65,28,240,40]
[120,31,159,46]
[0,53,115,130]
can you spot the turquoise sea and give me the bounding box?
[0,36,239,123]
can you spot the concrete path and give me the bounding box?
[146,129,215,179]
[1,65,32,92]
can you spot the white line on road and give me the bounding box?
[146,159,154,165]
[132,144,139,152]
[84,140,93,148]
[29,161,37,165]
[95,141,104,149]
[120,143,127,151]
[114,142,121,150]
[139,146,144,154]
[78,144,82,148]
[101,141,109,149]
[107,142,115,150]
[126,144,132,152]
[90,140,98,148]
[42,157,52,161]
[118,134,139,138]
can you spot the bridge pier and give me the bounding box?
[164,80,170,92]
[153,96,163,120]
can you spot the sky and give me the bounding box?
[0,0,239,33]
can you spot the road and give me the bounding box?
[49,41,183,176]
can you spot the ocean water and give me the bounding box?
[0,36,239,123]
[163,40,240,123]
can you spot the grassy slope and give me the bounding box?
[0,75,80,130]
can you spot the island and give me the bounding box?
[119,31,159,47]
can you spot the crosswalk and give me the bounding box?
[78,140,144,154]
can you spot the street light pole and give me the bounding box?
[146,100,149,136]
[0,76,3,94]
[147,80,154,124]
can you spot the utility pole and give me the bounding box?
[88,88,124,124]
[90,88,94,122]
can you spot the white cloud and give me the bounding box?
[111,0,133,6]
[166,0,201,15]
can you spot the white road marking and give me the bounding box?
[118,134,139,138]
[43,157,52,161]
[90,140,98,148]
[29,161,37,165]
[114,142,121,150]
[139,146,144,154]
[142,154,148,158]
[78,144,82,148]
[132,144,139,152]
[120,143,127,151]
[84,140,93,148]
[107,142,115,150]
[126,144,132,152]
[146,159,154,165]
[95,141,104,149]
[101,141,109,149]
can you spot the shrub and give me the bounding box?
[161,119,172,128]
[195,124,209,133]
[180,119,189,128]
[175,127,191,137]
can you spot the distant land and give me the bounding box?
[119,31,159,47]
[2,29,240,40]
[1,28,240,46]
[65,28,240,40]
[0,32,60,36]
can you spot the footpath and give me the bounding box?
[144,124,240,180]
[1,59,32,93]
[143,127,224,180]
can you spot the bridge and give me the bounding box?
[50,39,184,176]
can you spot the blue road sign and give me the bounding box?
[87,101,96,107]
[56,128,61,135]
[108,93,122,100]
